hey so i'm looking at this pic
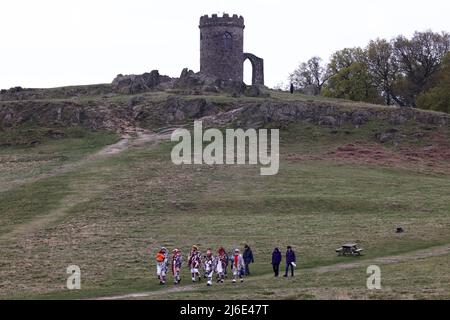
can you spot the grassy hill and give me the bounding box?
[0,88,449,299]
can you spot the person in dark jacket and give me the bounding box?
[271,248,282,277]
[243,244,254,275]
[223,250,229,277]
[290,83,294,94]
[284,246,296,277]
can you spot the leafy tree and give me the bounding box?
[416,52,450,113]
[286,30,449,107]
[289,56,328,94]
[323,47,382,103]
[322,62,382,103]
[393,31,450,106]
[327,47,366,76]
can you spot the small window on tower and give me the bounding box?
[223,32,232,49]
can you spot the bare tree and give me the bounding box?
[289,56,329,94]
[366,39,399,105]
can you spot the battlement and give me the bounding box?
[199,13,245,28]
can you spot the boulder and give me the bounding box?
[112,70,168,94]
[351,110,372,126]
[175,68,202,88]
[161,97,220,122]
[302,84,319,96]
[379,132,395,143]
[174,68,263,97]
[318,116,337,127]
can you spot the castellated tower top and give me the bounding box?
[199,13,245,28]
[199,13,245,82]
[198,13,263,85]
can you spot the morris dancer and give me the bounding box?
[155,247,169,285]
[204,248,215,286]
[216,247,227,283]
[188,245,202,282]
[171,248,183,284]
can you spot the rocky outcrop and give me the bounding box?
[0,67,269,102]
[1,96,449,132]
[111,70,173,94]
[133,96,223,127]
[202,101,450,129]
[173,68,268,97]
[0,100,130,131]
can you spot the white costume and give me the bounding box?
[188,248,202,282]
[231,251,245,283]
[215,255,224,283]
[204,255,215,286]
[156,262,167,278]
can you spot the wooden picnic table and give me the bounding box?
[336,243,363,256]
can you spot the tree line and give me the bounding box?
[287,30,450,113]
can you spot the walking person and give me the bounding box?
[231,248,245,283]
[216,247,227,283]
[155,247,169,285]
[284,246,296,277]
[204,248,215,286]
[188,245,202,282]
[271,247,282,277]
[290,83,294,94]
[223,249,230,278]
[171,248,183,284]
[243,244,254,276]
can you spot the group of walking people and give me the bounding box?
[271,246,297,277]
[154,244,255,286]
[154,244,296,286]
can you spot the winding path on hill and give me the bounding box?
[92,242,450,300]
[0,127,178,242]
[1,127,178,194]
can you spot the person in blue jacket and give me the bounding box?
[271,248,282,277]
[243,244,254,275]
[284,246,296,277]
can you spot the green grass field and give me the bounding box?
[0,115,449,300]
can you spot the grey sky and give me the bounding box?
[1,0,449,89]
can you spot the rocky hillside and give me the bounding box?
[1,69,449,143]
[1,93,448,130]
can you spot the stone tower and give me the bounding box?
[199,13,264,86]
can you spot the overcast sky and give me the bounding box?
[1,0,449,89]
